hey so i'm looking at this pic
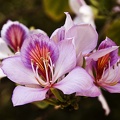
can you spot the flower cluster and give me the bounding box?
[0,13,120,114]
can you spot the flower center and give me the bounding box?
[29,42,54,84]
[21,34,59,87]
[95,53,110,81]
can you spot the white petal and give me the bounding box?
[98,94,110,115]
[69,0,86,15]
[0,38,13,59]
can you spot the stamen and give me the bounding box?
[17,46,20,52]
[49,56,54,82]
[43,59,49,83]
[102,60,111,80]
[31,59,47,86]
[31,59,36,75]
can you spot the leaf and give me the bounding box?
[33,101,49,109]
[43,0,72,21]
[106,18,120,45]
[50,88,65,102]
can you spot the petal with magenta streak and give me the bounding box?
[1,20,29,52]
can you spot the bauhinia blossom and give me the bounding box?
[69,0,96,28]
[86,37,120,93]
[81,37,119,115]
[1,33,100,106]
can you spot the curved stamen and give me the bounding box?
[31,60,47,86]
[43,59,49,84]
[48,56,54,82]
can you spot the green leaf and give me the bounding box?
[106,18,120,45]
[90,0,99,7]
[33,101,49,109]
[51,88,65,102]
[43,0,72,21]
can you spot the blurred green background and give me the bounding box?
[0,0,120,120]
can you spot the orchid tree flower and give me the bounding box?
[69,0,96,28]
[0,20,29,79]
[85,37,120,115]
[51,13,98,66]
[1,33,100,106]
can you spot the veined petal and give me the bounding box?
[1,56,39,85]
[76,52,83,66]
[98,37,119,66]
[66,24,98,55]
[53,39,76,80]
[76,85,100,97]
[1,20,29,52]
[54,67,100,97]
[21,33,59,68]
[50,27,65,43]
[103,83,120,93]
[89,46,119,61]
[101,63,120,85]
[0,38,13,59]
[12,86,48,106]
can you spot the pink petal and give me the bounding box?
[101,63,120,85]
[103,83,120,93]
[1,20,29,52]
[1,56,39,85]
[76,52,83,66]
[54,67,100,97]
[50,28,60,42]
[30,29,47,35]
[12,86,48,106]
[53,39,76,80]
[64,12,74,31]
[66,24,98,55]
[76,85,101,97]
[50,27,65,43]
[89,46,119,61]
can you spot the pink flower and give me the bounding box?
[86,37,120,93]
[1,33,100,106]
